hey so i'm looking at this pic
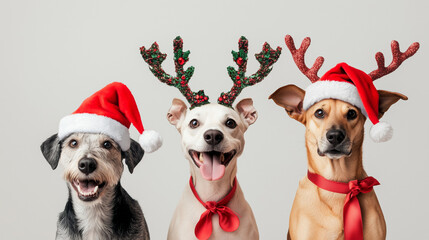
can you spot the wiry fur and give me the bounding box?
[41,133,149,240]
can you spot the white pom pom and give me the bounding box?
[370,121,393,142]
[139,130,163,153]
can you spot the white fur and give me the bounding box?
[303,80,367,117]
[59,113,131,151]
[370,121,393,142]
[167,101,259,240]
[139,130,162,153]
[71,185,114,240]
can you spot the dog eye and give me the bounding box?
[347,109,357,120]
[69,139,78,148]
[314,109,325,119]
[189,119,200,129]
[225,118,237,129]
[103,141,113,149]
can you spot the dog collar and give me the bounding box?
[307,171,380,240]
[189,176,240,240]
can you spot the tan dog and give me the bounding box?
[270,35,419,240]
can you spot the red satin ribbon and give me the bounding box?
[307,171,380,240]
[190,177,240,240]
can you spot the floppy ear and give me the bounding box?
[269,84,306,124]
[40,134,62,170]
[236,98,258,126]
[378,90,408,119]
[123,139,145,174]
[167,98,187,128]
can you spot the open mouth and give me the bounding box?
[189,150,236,181]
[71,179,106,201]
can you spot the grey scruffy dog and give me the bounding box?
[41,82,162,240]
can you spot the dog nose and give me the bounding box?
[326,129,346,146]
[78,158,97,175]
[204,130,224,146]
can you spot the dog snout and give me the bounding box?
[326,129,346,146]
[204,130,224,146]
[78,158,97,175]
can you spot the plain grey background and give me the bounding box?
[1,0,428,239]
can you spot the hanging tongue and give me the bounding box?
[79,180,98,194]
[200,152,225,181]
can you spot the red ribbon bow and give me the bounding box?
[307,171,380,240]
[190,177,240,240]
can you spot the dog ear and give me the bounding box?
[40,134,62,170]
[123,139,145,174]
[269,84,306,123]
[236,98,258,126]
[378,90,408,119]
[167,98,187,127]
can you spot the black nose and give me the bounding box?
[78,158,97,175]
[204,130,224,146]
[326,129,346,146]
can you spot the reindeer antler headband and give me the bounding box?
[284,35,420,83]
[140,36,282,109]
[284,35,419,142]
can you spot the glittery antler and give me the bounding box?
[285,35,325,83]
[140,36,209,109]
[368,40,420,81]
[218,36,282,107]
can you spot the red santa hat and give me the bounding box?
[58,82,162,152]
[303,63,392,142]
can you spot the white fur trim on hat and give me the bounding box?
[139,130,162,153]
[303,81,367,116]
[370,121,393,142]
[58,113,131,151]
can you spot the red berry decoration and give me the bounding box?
[218,36,282,108]
[178,57,185,65]
[140,36,209,109]
[140,36,280,109]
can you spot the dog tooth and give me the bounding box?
[220,154,225,164]
[94,185,98,193]
[199,153,204,163]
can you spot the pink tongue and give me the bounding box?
[200,152,225,181]
[80,180,97,193]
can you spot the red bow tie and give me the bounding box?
[307,171,380,240]
[189,177,240,240]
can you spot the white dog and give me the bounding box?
[140,36,281,240]
[166,99,259,240]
